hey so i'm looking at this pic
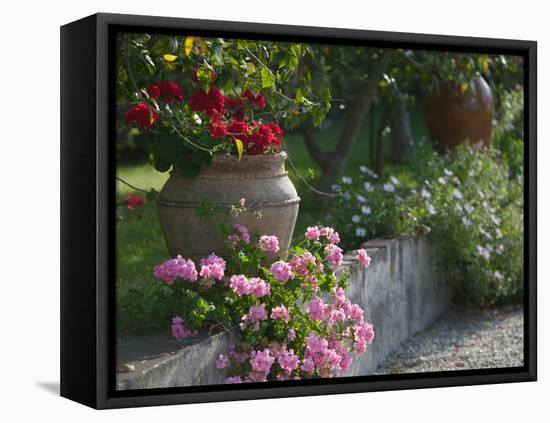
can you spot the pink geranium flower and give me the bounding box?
[259,235,280,253]
[356,248,372,268]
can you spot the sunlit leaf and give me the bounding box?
[245,62,256,74]
[163,54,177,62]
[234,138,244,160]
[260,67,275,88]
[184,37,195,55]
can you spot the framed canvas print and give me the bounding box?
[60,12,537,409]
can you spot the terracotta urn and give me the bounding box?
[424,75,494,153]
[157,152,300,261]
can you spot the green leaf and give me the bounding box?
[260,67,275,88]
[295,88,304,104]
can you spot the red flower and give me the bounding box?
[242,123,283,155]
[226,121,250,135]
[190,86,225,117]
[192,68,216,83]
[243,89,266,109]
[125,103,158,129]
[210,121,227,138]
[147,84,161,99]
[123,194,145,210]
[224,96,245,120]
[147,82,184,103]
[267,122,284,138]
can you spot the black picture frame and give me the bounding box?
[60,12,537,409]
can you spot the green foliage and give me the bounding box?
[330,144,524,305]
[492,87,524,178]
[116,33,333,173]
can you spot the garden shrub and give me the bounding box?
[330,143,524,305]
[152,202,374,383]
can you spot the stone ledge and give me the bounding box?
[116,233,454,389]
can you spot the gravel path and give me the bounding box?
[375,305,524,374]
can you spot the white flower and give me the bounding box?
[193,113,202,125]
[453,189,463,200]
[361,205,371,215]
[383,183,395,193]
[343,191,351,200]
[494,271,504,281]
[490,215,501,226]
[390,175,400,186]
[356,194,367,203]
[456,204,464,214]
[331,184,341,193]
[355,227,367,237]
[479,226,492,240]
[426,202,436,215]
[495,228,503,239]
[351,215,361,224]
[477,245,491,261]
[421,189,431,199]
[462,216,472,227]
[364,182,374,192]
[438,177,446,185]
[477,189,485,199]
[464,204,474,215]
[444,168,453,176]
[342,176,353,185]
[359,165,370,174]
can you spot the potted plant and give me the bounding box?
[117,34,332,259]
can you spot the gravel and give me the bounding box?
[375,305,524,374]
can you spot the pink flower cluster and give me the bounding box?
[356,248,371,268]
[153,255,198,284]
[325,244,344,267]
[277,349,299,373]
[354,322,375,354]
[215,354,230,369]
[229,274,271,298]
[249,349,276,381]
[308,287,365,327]
[199,253,226,282]
[270,305,290,322]
[171,316,197,339]
[240,304,268,331]
[228,223,250,244]
[304,226,340,244]
[270,260,294,282]
[290,251,323,277]
[300,334,353,376]
[259,235,280,253]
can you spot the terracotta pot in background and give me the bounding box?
[424,75,494,153]
[157,152,300,261]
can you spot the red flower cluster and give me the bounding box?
[123,77,283,155]
[122,194,145,210]
[125,103,159,129]
[243,89,266,109]
[147,82,184,103]
[216,121,284,155]
[190,86,226,117]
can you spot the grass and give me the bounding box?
[116,105,430,334]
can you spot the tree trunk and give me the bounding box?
[301,50,393,193]
[389,97,414,163]
[374,106,390,178]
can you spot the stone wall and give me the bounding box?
[116,234,454,390]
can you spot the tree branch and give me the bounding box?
[336,49,393,158]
